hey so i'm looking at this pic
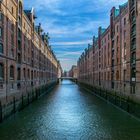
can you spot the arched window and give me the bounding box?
[10,65,14,80]
[28,69,30,79]
[0,63,4,80]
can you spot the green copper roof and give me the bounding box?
[101,28,106,34]
[115,9,120,17]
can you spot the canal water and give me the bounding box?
[0,80,140,140]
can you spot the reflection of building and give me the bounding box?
[78,1,140,101]
[0,0,61,117]
[69,65,78,79]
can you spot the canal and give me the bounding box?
[0,80,140,140]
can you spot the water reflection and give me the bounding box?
[0,80,140,140]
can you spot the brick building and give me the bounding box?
[0,0,62,110]
[69,65,78,79]
[77,0,140,102]
[57,61,63,79]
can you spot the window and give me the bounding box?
[124,18,126,26]
[11,33,14,45]
[131,68,136,78]
[23,68,26,79]
[124,45,126,61]
[0,63,4,80]
[112,50,114,58]
[31,71,33,80]
[11,47,14,57]
[10,65,14,80]
[0,43,3,53]
[18,16,22,27]
[131,52,136,64]
[131,0,135,6]
[12,7,14,14]
[17,68,21,80]
[18,28,21,39]
[0,27,3,38]
[124,42,126,48]
[0,12,3,21]
[112,60,114,66]
[116,71,119,80]
[28,69,30,79]
[18,2,22,15]
[11,24,14,32]
[112,41,114,48]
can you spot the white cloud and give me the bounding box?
[51,40,91,46]
[24,0,128,71]
[28,0,63,14]
[56,51,83,58]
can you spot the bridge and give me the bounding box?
[59,77,77,80]
[58,77,77,82]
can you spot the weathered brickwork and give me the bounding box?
[77,0,140,103]
[0,0,62,119]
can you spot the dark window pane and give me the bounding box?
[0,64,4,80]
[10,66,14,79]
[0,43,3,53]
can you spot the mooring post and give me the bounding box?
[100,87,101,95]
[32,91,33,102]
[105,89,108,100]
[22,94,24,108]
[114,92,117,105]
[13,97,16,113]
[127,97,130,113]
[0,101,2,122]
[28,93,30,105]
[36,89,38,99]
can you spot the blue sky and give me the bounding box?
[24,0,127,71]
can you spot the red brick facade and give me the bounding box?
[69,65,78,79]
[78,0,140,102]
[0,0,62,105]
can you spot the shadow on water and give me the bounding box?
[0,80,140,140]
